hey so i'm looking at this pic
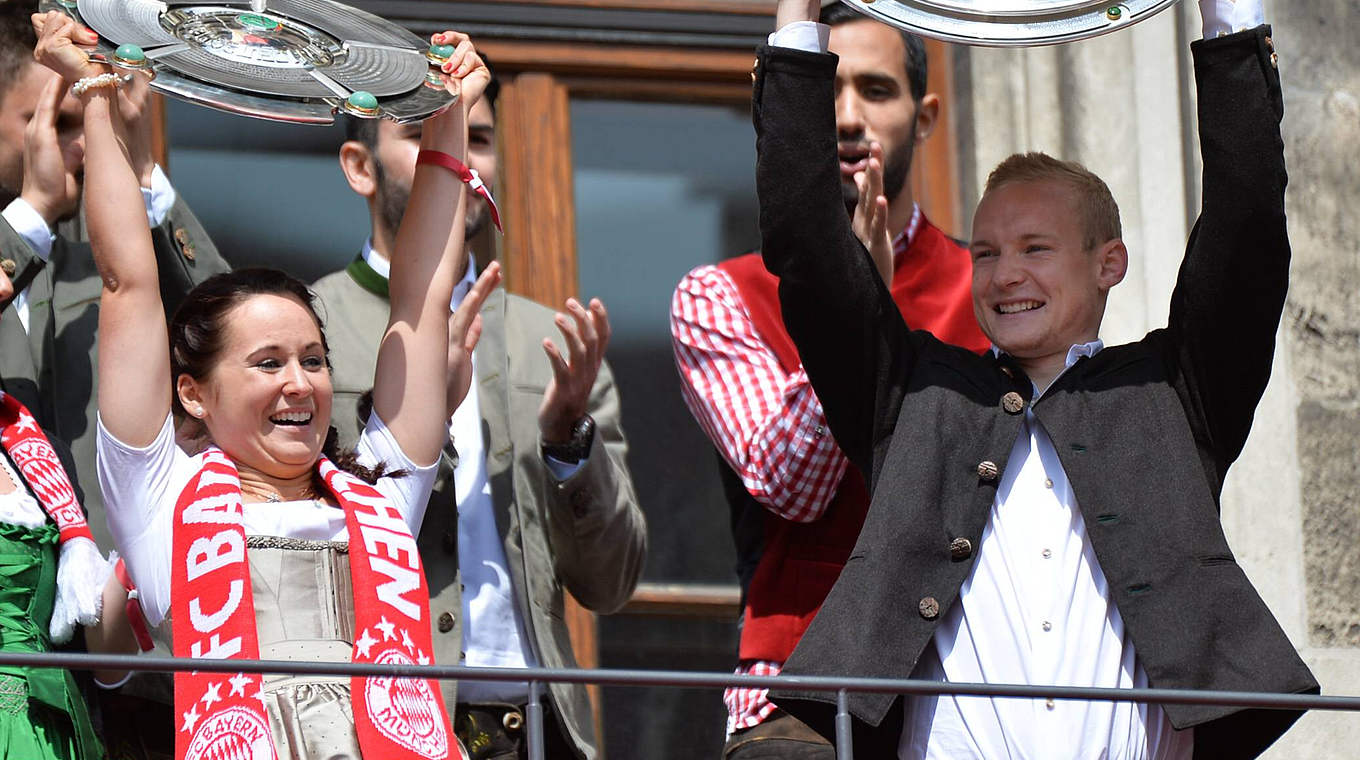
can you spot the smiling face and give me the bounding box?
[176,293,332,479]
[970,179,1127,366]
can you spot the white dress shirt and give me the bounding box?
[361,243,582,703]
[2,165,177,332]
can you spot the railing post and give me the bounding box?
[527,679,545,760]
[835,688,853,760]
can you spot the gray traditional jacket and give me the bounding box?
[312,265,646,760]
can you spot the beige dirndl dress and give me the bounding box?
[246,536,364,760]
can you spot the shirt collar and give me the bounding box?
[889,203,923,259]
[362,238,478,310]
[990,339,1105,394]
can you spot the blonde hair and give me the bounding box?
[983,152,1122,250]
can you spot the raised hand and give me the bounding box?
[116,70,158,188]
[30,11,100,84]
[538,297,612,443]
[446,262,502,416]
[429,31,491,111]
[19,75,80,225]
[775,0,822,29]
[853,142,895,286]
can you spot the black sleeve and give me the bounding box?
[1166,26,1288,475]
[753,44,920,481]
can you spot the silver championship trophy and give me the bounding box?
[835,0,1180,46]
[40,0,459,124]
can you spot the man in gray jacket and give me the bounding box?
[312,67,646,760]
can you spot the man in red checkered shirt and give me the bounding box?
[670,4,989,758]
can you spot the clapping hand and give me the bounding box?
[538,298,612,443]
[447,262,502,415]
[853,142,895,286]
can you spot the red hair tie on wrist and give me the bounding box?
[416,149,502,233]
[115,558,155,653]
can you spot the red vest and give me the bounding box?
[719,217,988,663]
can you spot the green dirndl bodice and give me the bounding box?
[0,520,102,760]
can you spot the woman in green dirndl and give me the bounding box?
[0,262,137,760]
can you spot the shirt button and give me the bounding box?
[814,425,826,437]
[1042,621,1052,632]
[1042,548,1052,559]
[437,612,455,633]
[1044,478,1054,489]
[976,461,999,482]
[1046,698,1055,710]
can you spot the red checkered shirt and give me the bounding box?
[671,208,923,735]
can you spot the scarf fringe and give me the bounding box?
[50,536,110,644]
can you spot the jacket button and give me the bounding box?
[918,596,940,620]
[442,530,456,554]
[1001,391,1025,414]
[949,537,973,560]
[976,460,999,482]
[437,612,455,633]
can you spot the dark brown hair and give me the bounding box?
[169,268,397,486]
[0,2,38,102]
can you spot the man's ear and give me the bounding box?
[914,93,941,144]
[339,140,378,199]
[1096,238,1129,291]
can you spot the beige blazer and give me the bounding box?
[312,265,646,760]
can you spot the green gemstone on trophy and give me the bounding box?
[1106,6,1123,19]
[345,91,380,116]
[114,44,147,66]
[426,44,455,65]
[238,13,282,31]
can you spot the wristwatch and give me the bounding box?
[541,415,596,465]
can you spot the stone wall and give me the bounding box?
[951,1,1360,753]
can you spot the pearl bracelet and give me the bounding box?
[71,73,128,97]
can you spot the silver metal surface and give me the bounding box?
[838,0,1181,47]
[41,0,455,124]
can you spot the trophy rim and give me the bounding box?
[837,0,1183,47]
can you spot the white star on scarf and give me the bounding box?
[376,616,397,641]
[181,704,201,733]
[355,628,378,658]
[200,682,222,709]
[256,688,268,708]
[14,412,37,434]
[228,672,253,698]
[401,628,415,651]
[416,650,431,666]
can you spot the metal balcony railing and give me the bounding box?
[4,650,1357,760]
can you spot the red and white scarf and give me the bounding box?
[172,447,462,760]
[0,391,105,643]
